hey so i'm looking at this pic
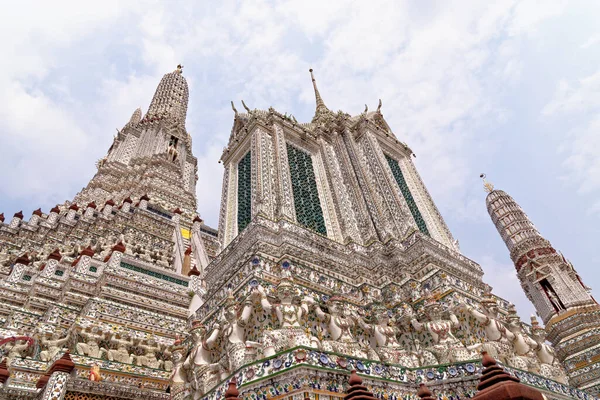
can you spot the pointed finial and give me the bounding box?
[176,64,183,73]
[377,99,382,113]
[309,68,328,115]
[231,101,238,116]
[241,100,251,113]
[364,104,368,113]
[480,173,494,193]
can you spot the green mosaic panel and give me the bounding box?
[385,154,430,236]
[89,266,98,273]
[22,274,32,281]
[237,151,252,233]
[54,269,64,276]
[120,262,188,287]
[286,143,327,236]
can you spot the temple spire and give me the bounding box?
[309,68,329,117]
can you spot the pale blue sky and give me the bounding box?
[1,1,599,320]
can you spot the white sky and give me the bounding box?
[1,0,599,320]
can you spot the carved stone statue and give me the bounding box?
[313,297,367,358]
[170,341,186,381]
[76,325,108,359]
[505,305,538,372]
[220,290,254,373]
[460,293,514,364]
[40,330,71,362]
[107,332,133,364]
[183,322,220,398]
[530,316,568,384]
[355,304,418,367]
[260,277,318,358]
[136,337,162,369]
[2,339,30,364]
[408,297,474,364]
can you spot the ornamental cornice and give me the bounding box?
[66,378,170,399]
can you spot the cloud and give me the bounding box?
[580,33,600,49]
[542,71,600,199]
[0,0,571,227]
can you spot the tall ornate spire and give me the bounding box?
[145,65,189,125]
[485,185,546,263]
[309,68,329,118]
[485,181,600,391]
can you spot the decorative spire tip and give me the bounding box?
[308,68,328,115]
[480,173,495,193]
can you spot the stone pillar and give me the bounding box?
[191,216,210,270]
[84,202,97,218]
[187,264,205,317]
[121,197,132,213]
[28,208,43,227]
[188,264,202,291]
[75,247,95,273]
[40,249,62,277]
[9,211,23,229]
[182,246,192,276]
[36,352,75,400]
[7,254,30,282]
[107,242,125,269]
[66,204,79,222]
[102,199,115,217]
[47,206,60,224]
[272,123,296,222]
[139,194,150,210]
[172,208,183,224]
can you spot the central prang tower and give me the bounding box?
[75,65,198,215]
[175,70,583,400]
[217,69,456,249]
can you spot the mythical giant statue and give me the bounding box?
[505,305,538,371]
[407,296,474,364]
[136,337,163,369]
[182,321,220,397]
[76,325,108,359]
[460,293,515,364]
[107,332,133,364]
[313,297,367,358]
[355,303,419,367]
[40,329,71,362]
[260,276,318,357]
[220,289,255,374]
[530,316,568,384]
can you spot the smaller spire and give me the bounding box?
[309,68,329,116]
[417,383,436,400]
[480,173,494,193]
[176,64,183,74]
[344,370,377,400]
[225,377,240,400]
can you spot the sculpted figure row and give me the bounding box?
[73,325,172,370]
[0,325,175,371]
[175,273,567,397]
